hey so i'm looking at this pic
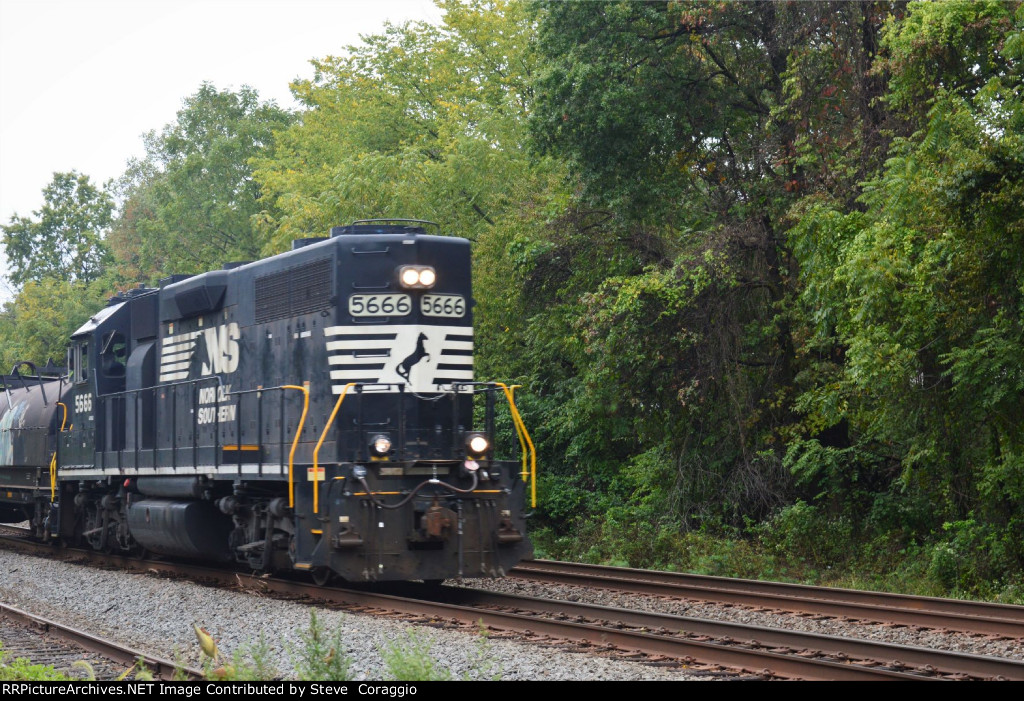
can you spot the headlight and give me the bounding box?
[465,432,489,457]
[371,434,392,455]
[397,265,436,289]
[401,268,420,286]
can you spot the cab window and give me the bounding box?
[75,342,89,384]
[101,332,126,377]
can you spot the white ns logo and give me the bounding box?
[201,323,240,376]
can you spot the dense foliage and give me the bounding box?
[2,0,1023,597]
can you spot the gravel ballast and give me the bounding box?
[0,550,712,681]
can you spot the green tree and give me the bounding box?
[2,171,113,286]
[253,0,553,251]
[524,1,903,531]
[109,83,294,280]
[786,0,1024,586]
[0,278,109,371]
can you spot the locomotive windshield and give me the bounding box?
[100,331,127,377]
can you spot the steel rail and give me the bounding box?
[428,585,1024,681]
[1,534,1018,680]
[238,576,921,681]
[0,602,202,680]
[513,560,1024,638]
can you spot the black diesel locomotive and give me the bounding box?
[0,220,535,582]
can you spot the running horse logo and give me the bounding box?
[396,332,430,383]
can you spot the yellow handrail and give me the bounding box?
[496,384,530,482]
[49,452,57,502]
[312,383,356,514]
[282,383,310,509]
[505,385,528,480]
[304,381,534,512]
[50,402,68,502]
[495,382,537,508]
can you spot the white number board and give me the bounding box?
[420,294,466,318]
[348,294,412,317]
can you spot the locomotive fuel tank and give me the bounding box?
[126,499,233,561]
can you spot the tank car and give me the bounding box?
[0,220,535,583]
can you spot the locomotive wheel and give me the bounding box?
[311,567,333,586]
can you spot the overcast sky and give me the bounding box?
[0,0,444,299]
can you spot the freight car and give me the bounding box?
[0,220,535,583]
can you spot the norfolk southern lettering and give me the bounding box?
[197,384,235,425]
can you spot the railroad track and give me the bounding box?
[0,602,201,680]
[422,584,1024,680]
[1,532,1021,680]
[0,606,127,680]
[511,560,1024,638]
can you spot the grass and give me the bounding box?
[0,644,75,681]
[188,611,502,681]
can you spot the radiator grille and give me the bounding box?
[255,258,333,323]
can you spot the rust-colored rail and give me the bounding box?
[512,560,1024,638]
[427,585,1024,681]
[0,602,202,680]
[243,577,926,681]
